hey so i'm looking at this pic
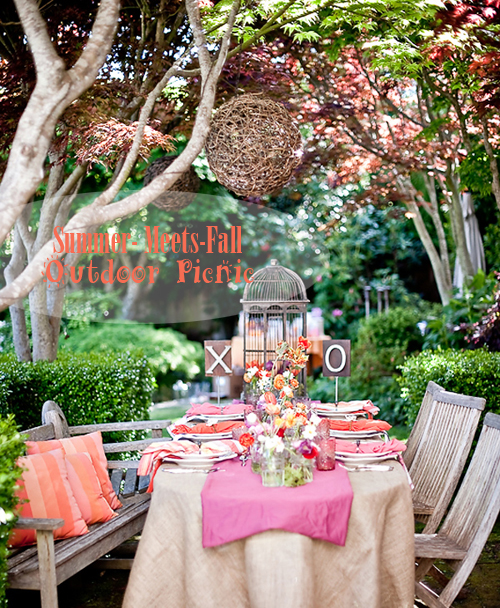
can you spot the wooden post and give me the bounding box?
[363,286,371,319]
[36,529,58,608]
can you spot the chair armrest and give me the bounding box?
[15,518,64,531]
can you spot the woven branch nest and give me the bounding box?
[205,94,303,197]
[143,155,200,211]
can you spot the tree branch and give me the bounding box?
[68,0,121,94]
[0,1,119,249]
[13,0,65,79]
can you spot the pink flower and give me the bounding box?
[332,309,343,317]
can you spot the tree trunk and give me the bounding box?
[445,166,475,283]
[4,225,32,361]
[399,178,452,304]
[29,282,58,361]
[481,115,500,213]
[422,174,453,288]
[120,251,155,320]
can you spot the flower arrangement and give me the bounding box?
[241,336,321,486]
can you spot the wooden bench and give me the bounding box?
[7,401,172,608]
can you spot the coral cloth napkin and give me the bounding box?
[186,402,247,416]
[138,439,244,492]
[201,459,353,548]
[329,419,392,432]
[335,439,406,454]
[171,421,246,435]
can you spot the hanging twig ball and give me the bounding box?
[205,94,303,197]
[143,155,200,211]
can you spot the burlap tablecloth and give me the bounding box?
[123,463,414,608]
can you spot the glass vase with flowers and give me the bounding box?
[242,337,321,487]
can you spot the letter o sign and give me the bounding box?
[322,340,351,377]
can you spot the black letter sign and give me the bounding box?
[322,340,351,377]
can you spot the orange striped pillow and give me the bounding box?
[65,452,117,525]
[9,449,89,548]
[26,432,122,510]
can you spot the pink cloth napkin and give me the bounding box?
[171,421,245,435]
[320,400,380,416]
[186,402,247,416]
[201,459,353,548]
[335,438,407,455]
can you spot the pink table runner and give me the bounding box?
[201,459,353,548]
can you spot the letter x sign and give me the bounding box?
[204,341,232,376]
[322,340,351,377]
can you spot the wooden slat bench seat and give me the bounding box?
[7,400,172,608]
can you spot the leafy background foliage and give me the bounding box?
[60,323,204,400]
[0,415,25,608]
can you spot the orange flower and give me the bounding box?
[239,433,255,448]
[294,413,308,426]
[290,378,299,389]
[273,374,285,390]
[264,391,277,405]
[298,336,312,351]
[280,386,294,399]
[265,402,280,416]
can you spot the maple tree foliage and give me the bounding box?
[434,0,500,114]
[0,0,191,175]
[75,119,174,168]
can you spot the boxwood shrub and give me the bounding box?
[398,348,500,427]
[0,415,25,608]
[0,351,156,431]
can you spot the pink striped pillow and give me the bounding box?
[65,452,117,524]
[10,449,88,548]
[26,431,122,510]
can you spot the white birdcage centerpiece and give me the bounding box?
[241,259,309,394]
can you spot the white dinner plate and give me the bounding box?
[329,429,389,440]
[178,450,234,460]
[185,413,245,422]
[316,403,365,414]
[166,427,233,442]
[316,411,368,420]
[162,452,237,469]
[335,452,399,465]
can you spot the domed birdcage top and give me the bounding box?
[242,259,309,303]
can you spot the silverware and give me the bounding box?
[339,463,394,472]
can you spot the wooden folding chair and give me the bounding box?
[404,381,485,533]
[414,412,500,608]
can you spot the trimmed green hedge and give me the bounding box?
[398,348,500,426]
[0,415,25,608]
[0,351,156,430]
